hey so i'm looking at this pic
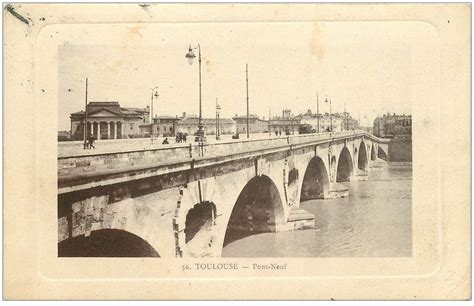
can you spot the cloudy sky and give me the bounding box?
[58,21,431,131]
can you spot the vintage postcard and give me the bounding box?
[4,3,471,300]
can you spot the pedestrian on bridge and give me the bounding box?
[88,134,95,149]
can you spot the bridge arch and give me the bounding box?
[58,229,160,257]
[358,141,368,171]
[337,146,353,182]
[57,196,172,257]
[378,146,388,161]
[223,175,285,248]
[300,156,329,201]
[185,201,217,243]
[181,199,220,257]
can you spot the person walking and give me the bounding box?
[88,134,95,149]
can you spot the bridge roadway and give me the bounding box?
[57,130,390,258]
[58,132,273,158]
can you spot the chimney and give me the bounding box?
[182,112,186,118]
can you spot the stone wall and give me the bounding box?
[388,138,412,161]
[58,145,193,177]
[58,131,364,179]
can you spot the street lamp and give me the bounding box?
[215,98,221,140]
[185,44,206,142]
[150,86,159,139]
[83,77,88,149]
[151,86,159,123]
[325,96,332,132]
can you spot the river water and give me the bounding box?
[222,162,412,258]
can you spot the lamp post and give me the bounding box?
[215,98,221,141]
[83,77,88,149]
[150,86,159,121]
[185,44,206,142]
[246,64,249,139]
[150,86,159,138]
[316,91,320,133]
[268,106,271,138]
[325,96,332,132]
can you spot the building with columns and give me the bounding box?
[70,102,150,140]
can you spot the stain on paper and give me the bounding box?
[128,25,143,38]
[309,24,325,62]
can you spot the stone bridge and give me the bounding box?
[57,131,389,258]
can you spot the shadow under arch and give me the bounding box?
[58,229,160,257]
[337,146,353,182]
[358,141,368,171]
[184,201,217,244]
[378,146,388,161]
[301,156,329,201]
[371,143,376,160]
[223,175,285,247]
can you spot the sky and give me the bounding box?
[57,21,427,131]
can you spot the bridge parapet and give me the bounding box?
[58,131,386,191]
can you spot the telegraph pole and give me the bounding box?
[344,99,347,131]
[268,106,271,137]
[215,98,219,140]
[330,97,333,132]
[83,77,88,149]
[150,90,153,123]
[316,91,320,133]
[246,64,249,139]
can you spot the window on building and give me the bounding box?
[164,127,167,132]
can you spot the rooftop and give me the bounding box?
[71,102,149,117]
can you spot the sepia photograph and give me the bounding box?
[57,21,412,258]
